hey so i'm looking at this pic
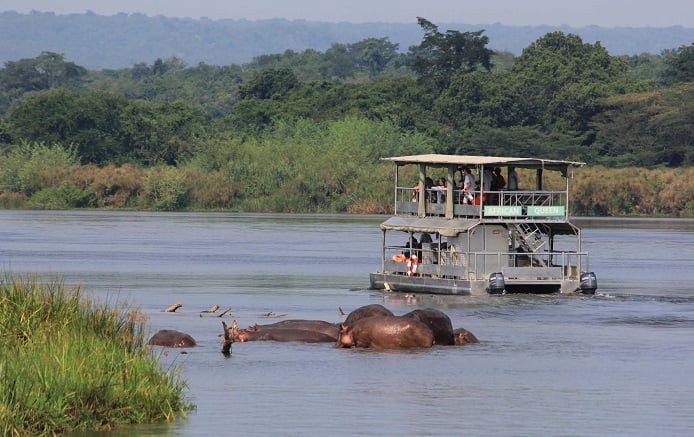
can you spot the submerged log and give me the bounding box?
[163,303,182,312]
[201,304,220,313]
[217,306,233,317]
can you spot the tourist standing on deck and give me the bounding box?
[492,167,505,191]
[508,167,520,190]
[461,167,475,204]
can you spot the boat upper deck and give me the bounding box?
[384,154,584,223]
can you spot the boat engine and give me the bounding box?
[579,272,598,294]
[488,272,505,295]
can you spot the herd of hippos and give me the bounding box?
[148,304,479,354]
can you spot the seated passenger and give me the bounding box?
[432,177,446,203]
[392,249,411,262]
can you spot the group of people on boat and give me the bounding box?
[413,166,519,205]
[391,233,454,276]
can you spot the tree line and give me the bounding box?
[0,19,692,216]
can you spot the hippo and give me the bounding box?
[148,329,196,347]
[230,327,336,343]
[402,308,455,346]
[452,328,479,345]
[343,304,393,326]
[249,320,339,339]
[337,316,434,349]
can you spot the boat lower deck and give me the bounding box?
[370,272,581,295]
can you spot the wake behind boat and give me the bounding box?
[369,154,598,295]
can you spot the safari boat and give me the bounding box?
[369,154,597,295]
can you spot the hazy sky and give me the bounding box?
[0,0,692,27]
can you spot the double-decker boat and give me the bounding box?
[369,154,597,295]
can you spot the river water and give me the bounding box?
[1,210,693,436]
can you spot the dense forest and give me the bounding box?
[0,18,693,216]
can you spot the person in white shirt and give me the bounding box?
[461,167,475,204]
[507,167,520,190]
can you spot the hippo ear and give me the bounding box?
[339,324,348,332]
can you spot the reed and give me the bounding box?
[0,274,192,435]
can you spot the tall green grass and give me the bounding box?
[0,274,193,435]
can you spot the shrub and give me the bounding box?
[140,166,189,210]
[0,141,79,195]
[84,164,144,208]
[27,184,95,209]
[184,167,235,209]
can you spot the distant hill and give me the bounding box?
[1,11,693,70]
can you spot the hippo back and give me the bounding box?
[339,315,434,349]
[250,328,336,343]
[402,308,454,345]
[148,329,196,347]
[344,304,393,326]
[251,320,339,339]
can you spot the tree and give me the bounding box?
[118,99,205,166]
[7,88,128,164]
[322,44,356,79]
[411,18,494,88]
[507,32,628,131]
[8,88,80,146]
[590,84,694,167]
[151,57,187,76]
[7,88,205,166]
[351,37,399,77]
[661,43,694,85]
[238,68,299,100]
[0,52,87,96]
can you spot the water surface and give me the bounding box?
[2,211,693,436]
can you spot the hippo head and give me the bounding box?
[453,329,479,345]
[230,327,250,342]
[231,328,250,343]
[336,324,354,348]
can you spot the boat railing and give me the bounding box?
[395,186,568,219]
[384,245,589,281]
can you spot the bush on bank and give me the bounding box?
[0,274,192,435]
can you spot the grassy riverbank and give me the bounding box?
[0,160,692,217]
[0,274,192,435]
[0,140,692,217]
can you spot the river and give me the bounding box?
[1,210,693,436]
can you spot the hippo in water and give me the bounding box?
[248,319,339,339]
[343,304,394,326]
[148,329,196,347]
[452,327,479,345]
[402,308,455,345]
[337,315,434,349]
[230,327,336,343]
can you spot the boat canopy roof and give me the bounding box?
[380,216,478,237]
[382,154,585,172]
[381,216,580,237]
